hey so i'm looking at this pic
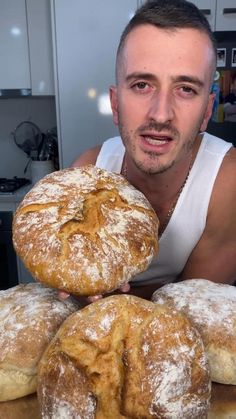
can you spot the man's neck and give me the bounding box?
[122,134,202,228]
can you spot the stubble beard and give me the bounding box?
[118,116,205,175]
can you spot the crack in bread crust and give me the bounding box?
[37,295,211,418]
[13,166,159,296]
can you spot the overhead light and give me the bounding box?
[87,88,97,99]
[11,27,21,37]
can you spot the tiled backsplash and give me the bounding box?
[0,97,56,178]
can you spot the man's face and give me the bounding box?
[110,25,215,174]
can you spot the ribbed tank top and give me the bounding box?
[96,133,232,286]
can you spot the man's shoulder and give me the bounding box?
[221,146,236,174]
[210,146,236,213]
[71,144,102,167]
[202,132,233,154]
[71,136,123,168]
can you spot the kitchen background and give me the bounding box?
[0,0,236,288]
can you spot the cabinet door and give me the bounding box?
[190,0,216,31]
[26,0,54,95]
[0,0,31,89]
[215,0,236,31]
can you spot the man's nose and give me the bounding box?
[146,90,174,123]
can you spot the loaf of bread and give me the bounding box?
[0,283,79,401]
[152,279,236,385]
[13,166,159,296]
[37,295,211,418]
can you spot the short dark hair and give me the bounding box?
[116,0,217,81]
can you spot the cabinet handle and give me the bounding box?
[223,8,236,14]
[200,9,211,16]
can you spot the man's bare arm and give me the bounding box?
[180,148,236,284]
[180,233,236,284]
[71,144,101,167]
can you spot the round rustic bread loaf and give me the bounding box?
[0,283,79,401]
[152,279,236,385]
[37,295,211,418]
[13,166,159,296]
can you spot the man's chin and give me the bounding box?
[135,159,175,175]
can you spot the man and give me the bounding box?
[70,0,236,300]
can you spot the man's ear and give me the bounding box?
[109,85,119,125]
[200,93,215,132]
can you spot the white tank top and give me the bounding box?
[96,133,232,286]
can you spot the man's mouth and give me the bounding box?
[143,135,171,145]
[141,133,173,145]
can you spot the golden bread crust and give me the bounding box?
[0,283,79,401]
[152,279,236,384]
[13,166,159,296]
[37,295,211,418]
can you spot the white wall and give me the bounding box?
[0,97,56,178]
[52,0,137,168]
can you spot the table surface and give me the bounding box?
[0,383,235,419]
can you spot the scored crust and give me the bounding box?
[152,279,236,385]
[13,166,159,296]
[0,283,79,401]
[37,295,211,419]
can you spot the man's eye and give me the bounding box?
[181,86,196,95]
[132,82,149,90]
[131,81,153,94]
[136,82,147,89]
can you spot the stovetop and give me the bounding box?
[0,177,31,194]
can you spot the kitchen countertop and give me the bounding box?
[0,184,32,205]
[0,383,235,418]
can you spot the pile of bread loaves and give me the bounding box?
[0,166,234,418]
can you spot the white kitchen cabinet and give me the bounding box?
[0,0,54,95]
[191,0,216,31]
[192,0,236,31]
[26,0,54,95]
[215,0,236,31]
[0,0,31,90]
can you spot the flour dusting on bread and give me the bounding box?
[37,295,211,418]
[0,283,79,401]
[13,166,159,296]
[152,279,236,384]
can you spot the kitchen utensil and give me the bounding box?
[38,127,58,162]
[12,121,43,160]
